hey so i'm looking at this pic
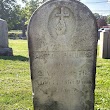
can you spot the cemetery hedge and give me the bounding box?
[8,30,22,39]
[0,40,110,110]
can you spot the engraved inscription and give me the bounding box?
[35,79,92,86]
[34,51,93,59]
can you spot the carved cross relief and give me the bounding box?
[55,7,70,36]
[56,7,69,20]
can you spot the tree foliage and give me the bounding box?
[1,0,110,30]
[24,0,40,24]
[97,18,107,29]
[0,0,41,30]
[94,13,100,20]
[0,0,16,17]
[0,0,17,30]
[107,15,110,24]
[94,13,108,29]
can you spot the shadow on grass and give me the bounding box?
[97,65,102,68]
[0,55,29,61]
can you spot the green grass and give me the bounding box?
[95,58,110,110]
[0,40,33,110]
[0,40,110,109]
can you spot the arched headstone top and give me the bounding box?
[28,0,97,52]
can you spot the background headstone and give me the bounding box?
[0,18,8,48]
[28,0,98,110]
[0,19,13,56]
[99,31,110,58]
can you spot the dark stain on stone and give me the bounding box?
[34,98,62,110]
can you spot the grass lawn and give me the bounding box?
[0,40,110,110]
[0,40,33,110]
[95,58,110,109]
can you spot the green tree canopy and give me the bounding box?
[107,15,110,24]
[0,0,43,30]
[0,0,16,17]
[94,13,100,20]
[0,0,17,29]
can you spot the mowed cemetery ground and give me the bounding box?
[0,40,110,110]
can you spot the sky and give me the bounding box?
[81,0,110,15]
[17,0,110,15]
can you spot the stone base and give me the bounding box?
[22,37,27,40]
[0,48,13,56]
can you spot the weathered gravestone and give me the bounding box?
[0,18,13,56]
[28,0,98,110]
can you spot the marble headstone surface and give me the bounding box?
[0,19,13,56]
[0,18,8,48]
[28,0,97,110]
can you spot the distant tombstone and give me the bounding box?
[28,0,97,110]
[99,32,110,58]
[0,19,13,56]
